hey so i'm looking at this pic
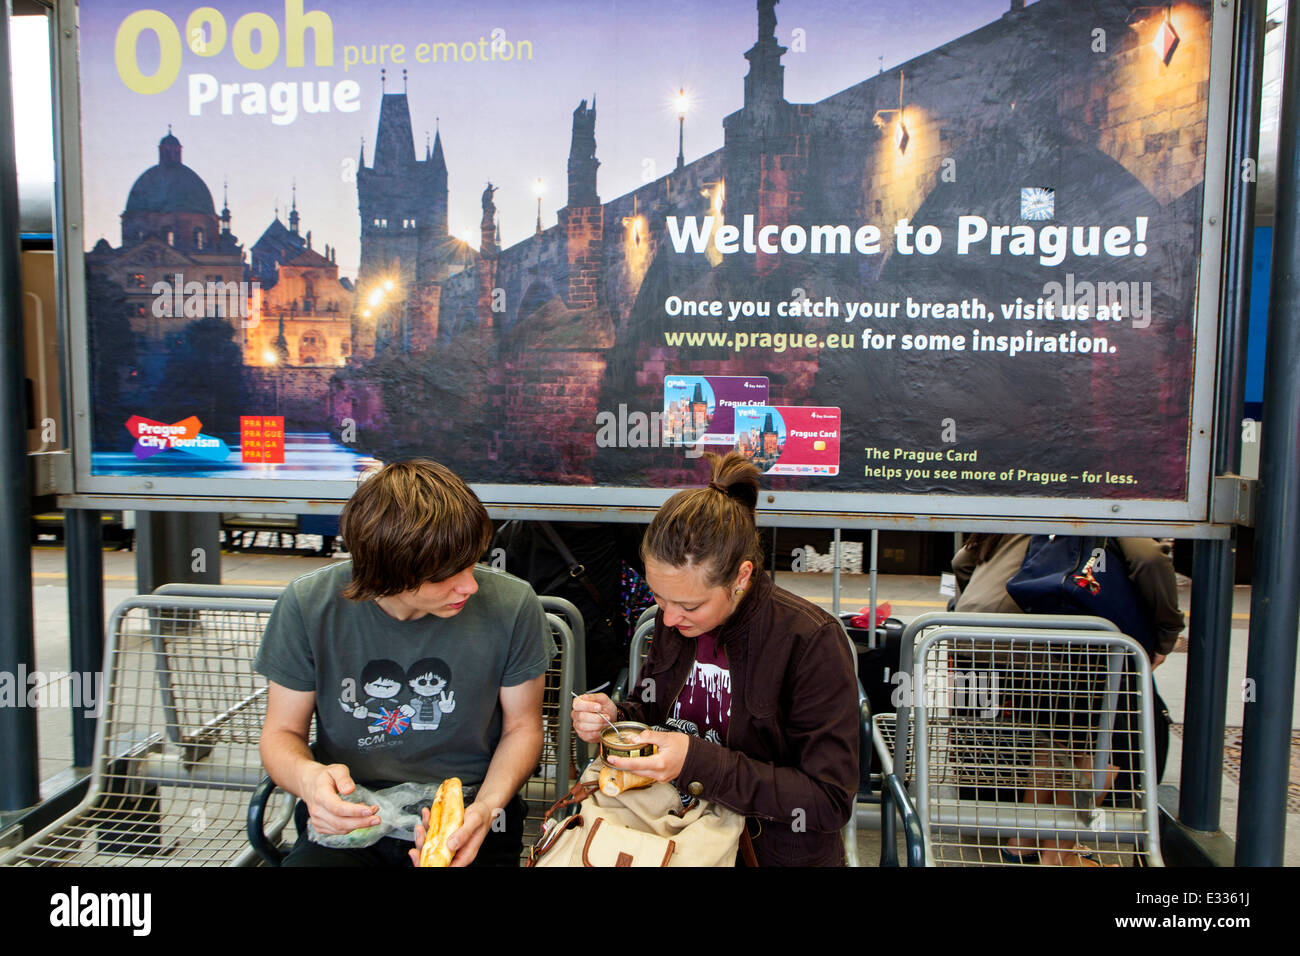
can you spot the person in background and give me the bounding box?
[951,533,1181,866]
[571,452,860,866]
[952,534,1183,666]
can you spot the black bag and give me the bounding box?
[1107,678,1172,801]
[1005,535,1158,656]
[841,615,904,776]
[1153,688,1171,782]
[491,521,641,692]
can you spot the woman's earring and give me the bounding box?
[733,587,745,597]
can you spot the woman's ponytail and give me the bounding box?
[642,452,764,586]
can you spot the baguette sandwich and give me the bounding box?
[417,777,464,867]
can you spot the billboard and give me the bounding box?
[64,0,1231,526]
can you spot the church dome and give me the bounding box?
[124,132,216,216]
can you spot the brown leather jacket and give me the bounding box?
[615,569,859,866]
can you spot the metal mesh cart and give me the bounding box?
[873,612,1162,867]
[2,595,291,866]
[519,613,575,859]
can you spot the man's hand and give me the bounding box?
[1152,653,1167,669]
[411,672,544,867]
[605,730,690,783]
[300,763,380,835]
[571,692,618,744]
[408,802,494,867]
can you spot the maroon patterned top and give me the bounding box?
[669,630,731,744]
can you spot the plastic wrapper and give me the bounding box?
[306,781,459,849]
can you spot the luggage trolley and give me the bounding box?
[874,612,1162,866]
[4,595,291,866]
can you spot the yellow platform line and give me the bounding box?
[32,572,291,586]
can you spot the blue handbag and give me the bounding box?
[1004,535,1157,655]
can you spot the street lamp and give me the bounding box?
[1128,5,1180,65]
[362,277,399,353]
[872,71,909,154]
[675,87,689,171]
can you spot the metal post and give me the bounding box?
[1183,543,1235,829]
[135,511,221,593]
[1181,0,1265,832]
[1236,0,1300,866]
[0,6,39,811]
[832,528,841,618]
[868,529,879,650]
[66,509,104,768]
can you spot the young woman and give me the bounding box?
[570,452,860,866]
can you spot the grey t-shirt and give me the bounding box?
[255,561,553,788]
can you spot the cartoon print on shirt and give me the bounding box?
[671,655,730,746]
[339,659,414,736]
[406,657,456,730]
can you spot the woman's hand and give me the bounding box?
[605,730,691,783]
[571,693,619,744]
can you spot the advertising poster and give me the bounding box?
[73,0,1221,511]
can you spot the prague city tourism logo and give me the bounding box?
[125,415,231,462]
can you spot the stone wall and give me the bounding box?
[244,366,337,431]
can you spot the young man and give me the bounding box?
[256,459,553,866]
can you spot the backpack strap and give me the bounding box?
[543,778,600,824]
[537,521,620,629]
[739,824,759,867]
[527,813,584,867]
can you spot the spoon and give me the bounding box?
[570,690,631,742]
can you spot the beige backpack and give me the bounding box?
[528,763,751,867]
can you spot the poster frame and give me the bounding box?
[51,0,1240,537]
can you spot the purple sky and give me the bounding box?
[79,0,1017,277]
